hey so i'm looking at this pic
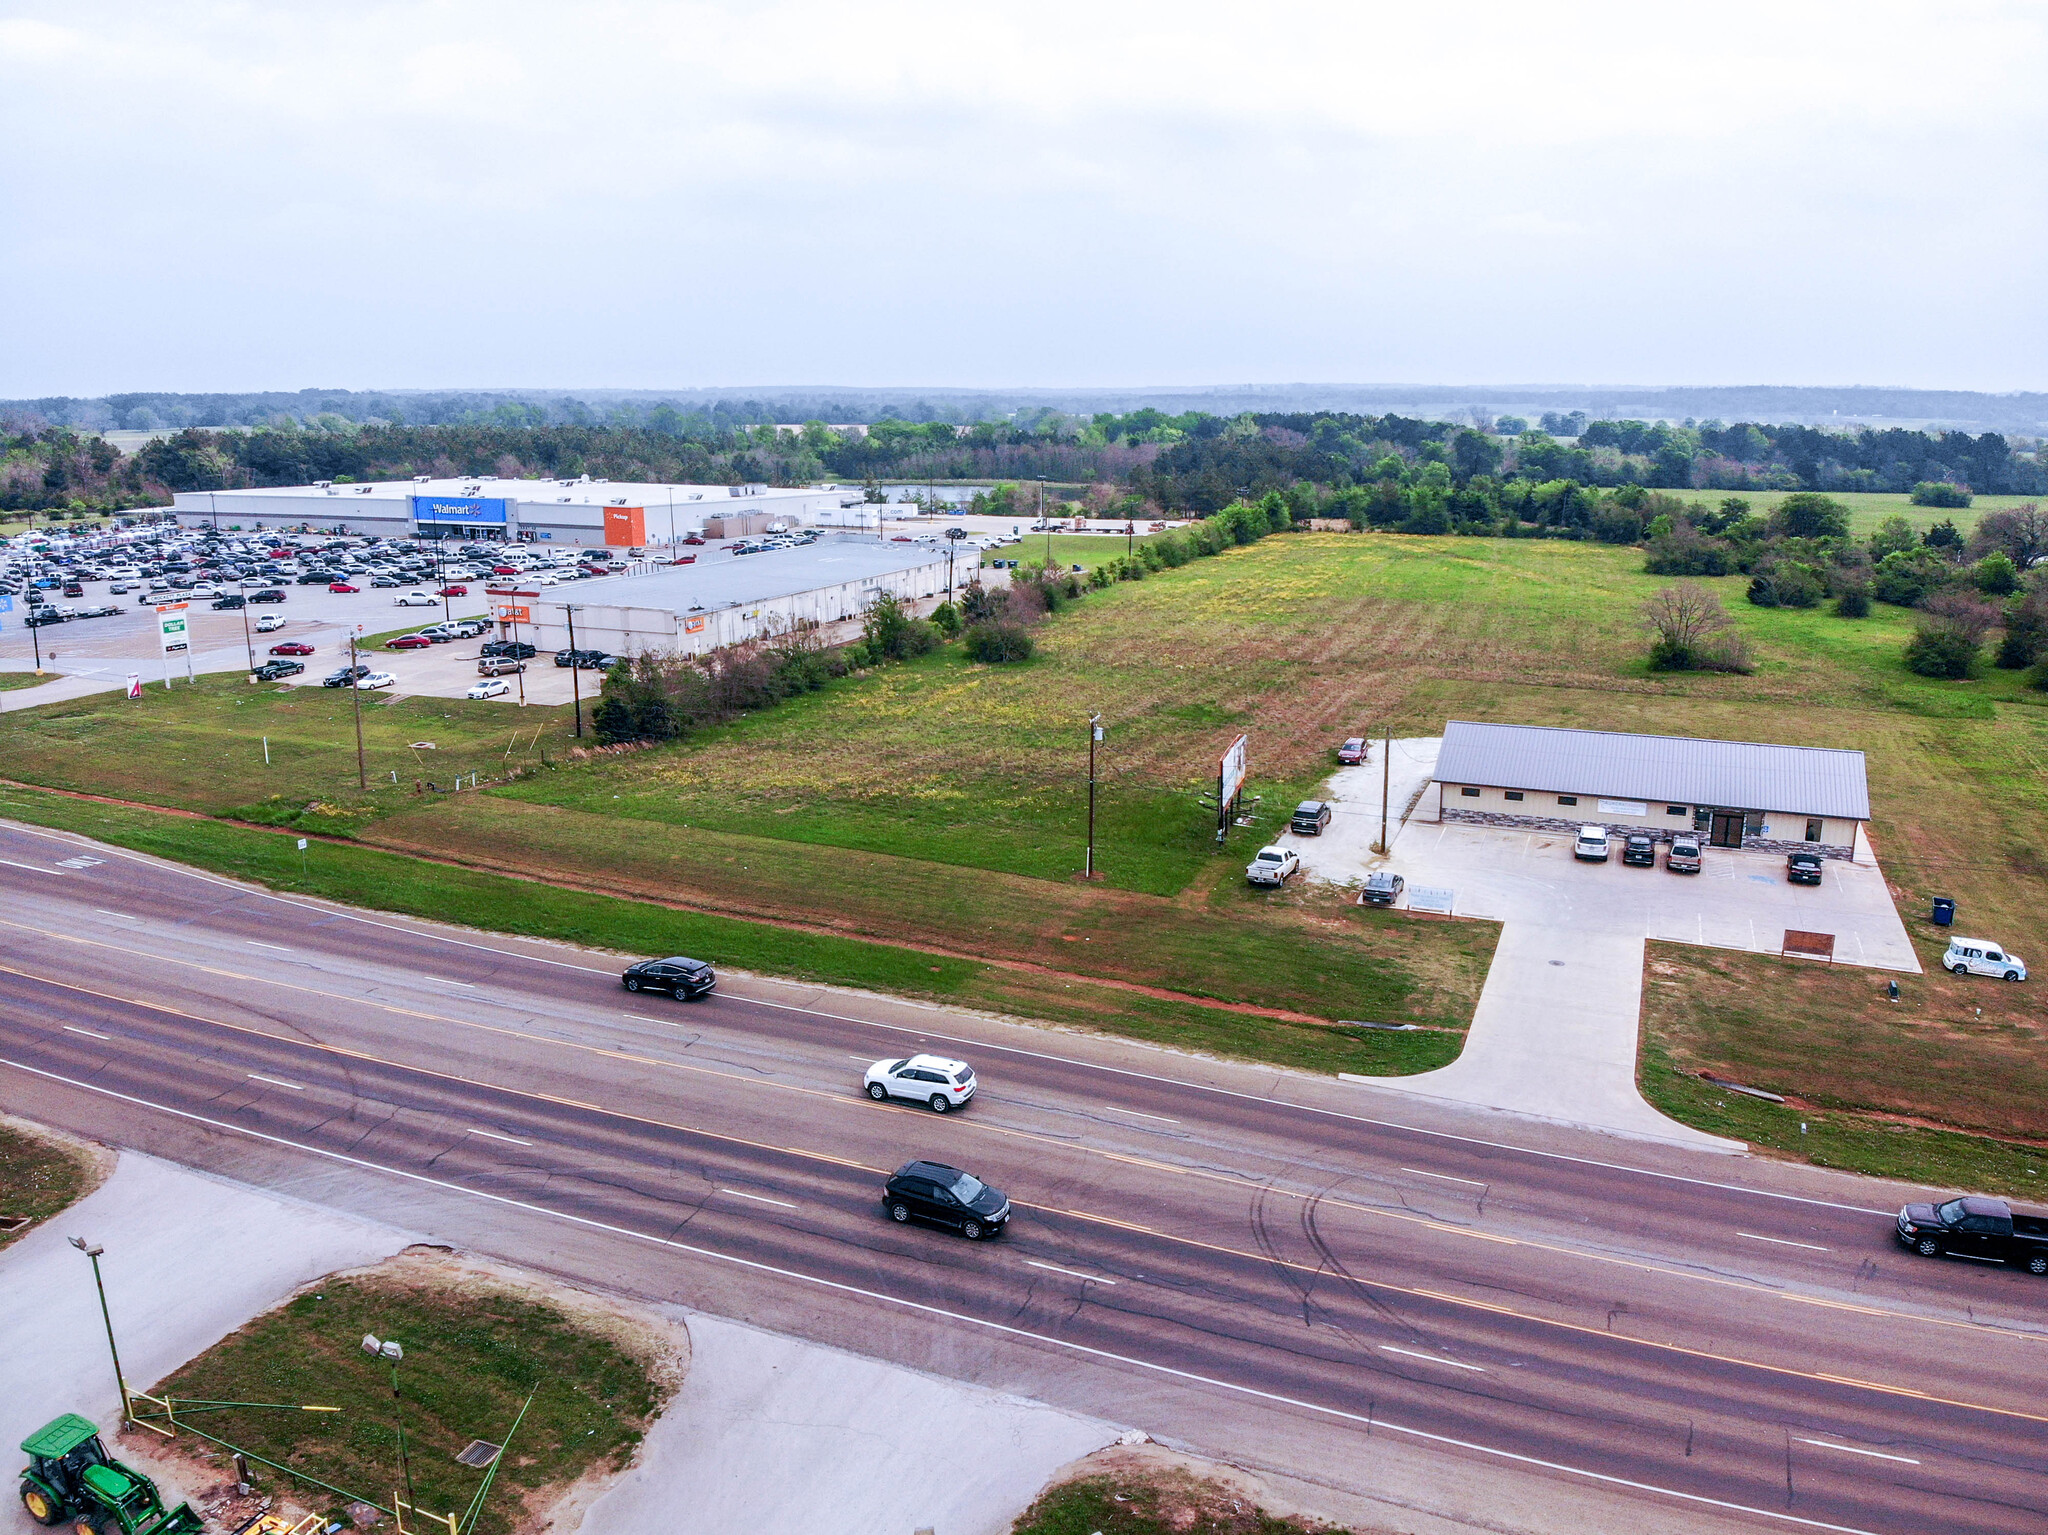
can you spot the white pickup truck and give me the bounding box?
[1245,846,1299,886]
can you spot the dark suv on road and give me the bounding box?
[882,1160,1011,1241]
[620,955,717,999]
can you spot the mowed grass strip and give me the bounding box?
[150,1258,670,1535]
[0,1116,103,1249]
[0,789,1471,1076]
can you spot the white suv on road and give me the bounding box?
[1943,939,2027,982]
[865,1054,977,1112]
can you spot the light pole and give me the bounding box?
[238,571,255,676]
[349,628,367,790]
[360,1335,417,1512]
[1038,477,1051,566]
[70,1238,131,1423]
[1086,714,1102,880]
[1375,721,1392,855]
[565,605,584,737]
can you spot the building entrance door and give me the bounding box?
[1709,811,1745,848]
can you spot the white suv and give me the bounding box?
[1943,939,2026,982]
[864,1054,977,1112]
[1573,825,1611,861]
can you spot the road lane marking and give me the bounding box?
[625,1015,675,1025]
[0,824,1907,1219]
[0,1056,1901,1535]
[1795,1439,1919,1465]
[1105,1106,1178,1123]
[466,1128,533,1146]
[1402,1168,1486,1186]
[62,1025,110,1040]
[1740,1232,1830,1252]
[0,857,62,876]
[247,941,293,952]
[94,910,138,920]
[1380,1346,1485,1372]
[1027,1259,1117,1284]
[247,1073,304,1090]
[719,1188,796,1209]
[422,977,474,988]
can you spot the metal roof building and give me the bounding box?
[1432,720,1870,859]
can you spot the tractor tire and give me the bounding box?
[19,1485,64,1527]
[72,1516,99,1535]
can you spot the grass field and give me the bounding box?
[1750,489,2034,539]
[1010,1466,1350,1534]
[0,1116,102,1249]
[150,1254,671,1535]
[983,530,1166,572]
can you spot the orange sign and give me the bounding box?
[603,506,646,547]
[683,617,706,634]
[493,604,531,623]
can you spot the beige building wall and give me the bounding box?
[1436,781,1862,857]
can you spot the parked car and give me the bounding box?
[60,581,84,597]
[254,614,287,632]
[413,624,461,642]
[267,641,315,656]
[75,605,120,619]
[682,535,705,545]
[328,581,360,593]
[321,665,370,687]
[1786,851,1824,885]
[1289,800,1332,835]
[23,609,66,626]
[253,659,305,681]
[1896,1195,2048,1273]
[385,634,432,650]
[1622,833,1657,867]
[863,1054,977,1113]
[356,670,397,689]
[210,594,245,610]
[466,678,511,700]
[1246,846,1300,886]
[248,588,286,603]
[481,640,538,659]
[555,647,615,670]
[1943,938,2026,982]
[439,584,468,597]
[619,955,717,999]
[1572,826,1610,861]
[882,1160,1010,1240]
[476,657,526,676]
[1360,871,1405,906]
[1336,737,1367,765]
[370,575,403,588]
[1666,836,1702,873]
[451,619,487,638]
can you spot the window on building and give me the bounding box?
[1504,791,1523,801]
[1667,805,1687,816]
[1743,810,1764,836]
[1557,795,1578,806]
[1460,786,1480,797]
[1805,818,1823,842]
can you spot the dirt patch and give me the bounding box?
[1016,1443,1396,1534]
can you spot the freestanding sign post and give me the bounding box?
[1217,733,1248,846]
[156,602,192,689]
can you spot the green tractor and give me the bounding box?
[17,1415,204,1535]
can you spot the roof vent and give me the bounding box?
[314,480,332,488]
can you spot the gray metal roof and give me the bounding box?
[529,538,949,615]
[1434,720,1870,820]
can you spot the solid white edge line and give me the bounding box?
[466,1128,533,1146]
[1026,1259,1117,1284]
[718,1188,797,1209]
[246,1073,304,1091]
[0,1056,1896,1535]
[0,819,1895,1216]
[61,1025,111,1040]
[1795,1439,1920,1465]
[1380,1345,1486,1372]
[1403,1167,1487,1187]
[1740,1233,1831,1252]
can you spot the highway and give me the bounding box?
[0,817,2043,1535]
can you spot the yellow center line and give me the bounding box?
[8,955,2045,1427]
[1,915,2039,1350]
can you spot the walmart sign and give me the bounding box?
[412,495,509,526]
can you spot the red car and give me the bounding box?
[492,565,519,576]
[328,581,359,593]
[385,634,432,650]
[1336,737,1367,765]
[670,555,697,564]
[269,641,315,656]
[439,584,468,597]
[682,536,705,545]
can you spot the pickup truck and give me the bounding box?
[1245,846,1299,886]
[1896,1195,2048,1274]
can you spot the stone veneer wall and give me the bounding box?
[1440,806,1855,860]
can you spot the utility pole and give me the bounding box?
[1086,714,1102,879]
[349,629,367,790]
[237,572,255,675]
[566,605,584,737]
[1126,519,1135,558]
[1375,722,1392,855]
[71,1238,131,1424]
[1039,478,1051,565]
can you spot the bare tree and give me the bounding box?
[1968,503,2048,570]
[1640,581,1751,672]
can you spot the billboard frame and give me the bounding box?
[1216,733,1248,844]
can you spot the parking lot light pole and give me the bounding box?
[349,629,367,789]
[70,1238,131,1423]
[565,605,583,738]
[1375,722,1392,856]
[1086,713,1102,880]
[238,573,255,675]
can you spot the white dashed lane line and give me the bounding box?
[466,1128,534,1147]
[1739,1233,1830,1252]
[1797,1439,1919,1465]
[1027,1259,1118,1285]
[247,1073,305,1091]
[719,1188,796,1209]
[1380,1346,1486,1372]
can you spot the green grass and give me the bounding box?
[1011,1470,1352,1534]
[151,1261,667,1535]
[985,531,1168,572]
[0,1118,99,1249]
[0,672,54,692]
[1731,489,2036,540]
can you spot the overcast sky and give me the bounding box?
[3,1,2045,397]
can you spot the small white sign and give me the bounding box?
[1597,799,1647,816]
[296,838,308,851]
[1407,885,1456,914]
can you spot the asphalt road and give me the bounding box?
[0,817,2042,1535]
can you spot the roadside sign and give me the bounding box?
[126,673,142,699]
[296,838,308,851]
[157,602,190,653]
[1218,733,1248,805]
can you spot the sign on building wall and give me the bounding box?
[1596,799,1648,815]
[412,495,509,526]
[603,506,646,546]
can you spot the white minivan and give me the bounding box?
[1943,939,2027,982]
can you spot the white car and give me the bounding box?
[394,592,440,607]
[1944,938,2026,982]
[466,678,510,700]
[1245,846,1299,886]
[864,1053,977,1112]
[1572,825,1611,861]
[254,614,287,632]
[356,670,397,690]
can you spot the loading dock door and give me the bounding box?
[1709,810,1745,848]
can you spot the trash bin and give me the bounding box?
[1932,897,1956,927]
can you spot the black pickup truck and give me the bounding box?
[1896,1195,2048,1274]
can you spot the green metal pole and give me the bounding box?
[390,1360,418,1511]
[78,1243,131,1424]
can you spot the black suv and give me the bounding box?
[1621,833,1657,867]
[882,1161,1011,1240]
[320,664,371,687]
[481,640,538,659]
[1787,851,1824,886]
[555,647,615,669]
[620,955,716,999]
[211,593,246,609]
[248,588,287,603]
[1290,800,1332,835]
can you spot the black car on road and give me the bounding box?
[1289,800,1332,835]
[211,594,246,609]
[481,640,538,659]
[248,588,287,603]
[555,648,617,670]
[882,1160,1011,1241]
[620,955,716,999]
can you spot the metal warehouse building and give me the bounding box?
[494,538,963,659]
[169,476,854,547]
[1432,721,1871,860]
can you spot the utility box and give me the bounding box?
[1932,897,1956,927]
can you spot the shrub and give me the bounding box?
[1973,551,2019,596]
[1903,590,1998,678]
[1643,524,1736,576]
[1770,492,1851,540]
[928,600,961,637]
[1995,586,2048,668]
[1745,558,1824,608]
[1833,586,1870,618]
[962,621,1035,663]
[1872,548,1952,607]
[1911,481,1973,508]
[860,592,939,661]
[1640,581,1753,673]
[1867,514,1918,561]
